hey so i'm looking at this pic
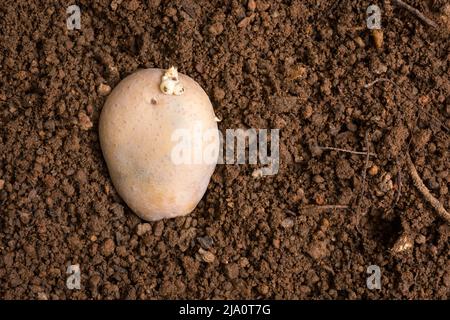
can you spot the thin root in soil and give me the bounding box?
[406,153,450,223]
[392,0,438,29]
[317,146,377,157]
[300,205,349,213]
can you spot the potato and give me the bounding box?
[99,68,219,221]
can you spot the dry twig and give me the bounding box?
[392,0,438,29]
[406,153,450,223]
[364,77,395,89]
[394,163,402,206]
[300,205,349,212]
[357,132,371,212]
[317,146,377,157]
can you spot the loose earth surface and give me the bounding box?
[0,0,449,299]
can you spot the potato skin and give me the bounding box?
[99,68,219,221]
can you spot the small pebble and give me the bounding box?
[368,165,379,176]
[354,36,365,48]
[372,29,383,49]
[252,168,263,178]
[37,292,48,300]
[98,83,111,96]
[197,236,214,249]
[198,248,215,263]
[248,0,256,11]
[415,234,426,244]
[392,234,413,253]
[78,112,93,130]
[0,179,4,190]
[313,175,324,183]
[208,22,224,36]
[102,239,115,256]
[136,223,152,236]
[374,63,387,74]
[258,284,269,295]
[281,218,294,229]
[286,65,307,81]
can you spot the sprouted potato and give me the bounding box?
[99,68,220,221]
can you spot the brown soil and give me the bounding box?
[0,0,449,299]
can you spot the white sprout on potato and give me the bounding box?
[160,66,185,95]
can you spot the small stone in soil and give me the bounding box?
[415,234,426,244]
[98,83,111,96]
[286,65,307,81]
[368,165,379,176]
[208,22,224,36]
[136,223,152,236]
[198,248,215,263]
[78,112,93,130]
[372,29,383,49]
[258,284,269,295]
[354,36,365,48]
[313,175,324,183]
[392,234,414,253]
[102,239,115,256]
[281,218,294,228]
[248,0,256,11]
[197,235,214,249]
[37,292,48,300]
